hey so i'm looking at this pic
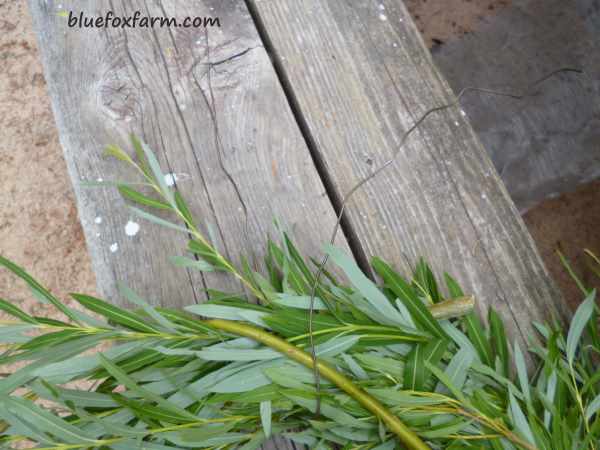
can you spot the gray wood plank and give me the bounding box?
[249,0,570,345]
[29,1,348,447]
[29,0,348,306]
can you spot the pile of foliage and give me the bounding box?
[0,138,598,450]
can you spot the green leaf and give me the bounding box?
[438,346,474,393]
[272,294,328,310]
[30,381,119,408]
[170,255,214,272]
[404,344,425,391]
[98,353,197,422]
[341,353,368,380]
[489,308,509,377]
[585,393,600,422]
[0,408,56,445]
[509,390,536,446]
[186,303,268,328]
[0,324,36,343]
[464,312,493,367]
[0,255,81,324]
[139,140,176,207]
[284,394,371,429]
[117,185,171,210]
[412,258,441,302]
[513,341,531,404]
[566,289,596,365]
[105,144,134,164]
[326,247,408,328]
[372,256,447,339]
[161,423,238,447]
[0,297,38,324]
[188,239,229,270]
[129,205,190,234]
[371,441,396,450]
[209,360,281,393]
[130,134,150,176]
[1,395,98,444]
[71,293,159,334]
[368,388,448,407]
[19,328,84,351]
[118,283,178,333]
[444,273,464,297]
[239,431,268,450]
[175,190,196,229]
[260,400,272,438]
[263,308,344,339]
[426,361,469,404]
[156,343,279,362]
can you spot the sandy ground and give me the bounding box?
[0,0,95,317]
[0,0,597,318]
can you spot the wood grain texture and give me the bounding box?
[28,1,347,447]
[249,0,570,345]
[28,0,347,305]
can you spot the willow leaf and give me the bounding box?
[514,341,531,404]
[260,400,272,438]
[139,140,176,207]
[118,184,171,210]
[566,289,596,365]
[1,395,98,444]
[0,255,80,324]
[71,293,159,334]
[326,246,407,328]
[371,255,447,339]
[0,297,38,324]
[130,205,190,234]
[509,391,536,446]
[98,353,197,422]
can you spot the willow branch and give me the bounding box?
[206,318,432,450]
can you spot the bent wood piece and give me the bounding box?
[29,1,348,448]
[249,0,570,346]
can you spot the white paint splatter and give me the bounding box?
[454,121,460,126]
[109,243,119,253]
[164,173,178,187]
[125,220,140,237]
[392,42,398,48]
[460,109,467,117]
[95,216,103,224]
[97,177,103,182]
[378,4,385,10]
[379,13,387,21]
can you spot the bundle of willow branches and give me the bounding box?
[0,137,598,450]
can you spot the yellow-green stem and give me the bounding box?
[206,319,432,450]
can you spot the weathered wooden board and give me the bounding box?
[248,0,570,344]
[29,0,348,311]
[29,2,352,447]
[432,0,600,212]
